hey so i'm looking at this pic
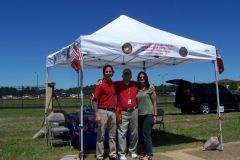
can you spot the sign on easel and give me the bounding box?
[46,82,55,111]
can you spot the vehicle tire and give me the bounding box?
[200,103,210,114]
[181,107,187,114]
[187,108,192,114]
[235,102,240,111]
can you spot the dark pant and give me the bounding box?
[138,114,153,156]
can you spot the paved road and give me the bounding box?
[61,141,240,160]
[153,141,240,160]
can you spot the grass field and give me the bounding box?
[0,107,239,160]
[0,96,175,109]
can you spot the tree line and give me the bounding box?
[0,85,176,97]
[1,81,238,97]
[0,86,44,97]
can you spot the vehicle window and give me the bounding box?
[208,84,216,94]
[219,85,230,95]
[193,84,209,95]
[183,89,190,96]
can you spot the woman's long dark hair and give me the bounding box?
[137,71,150,89]
[102,64,114,76]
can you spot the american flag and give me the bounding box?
[70,42,83,72]
[216,50,224,74]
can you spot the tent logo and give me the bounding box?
[122,43,132,54]
[179,47,188,57]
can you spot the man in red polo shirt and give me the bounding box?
[114,68,138,160]
[92,64,118,160]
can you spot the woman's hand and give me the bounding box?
[153,115,157,124]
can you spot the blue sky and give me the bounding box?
[0,0,239,89]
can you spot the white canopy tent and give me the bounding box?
[46,15,223,159]
[47,15,216,69]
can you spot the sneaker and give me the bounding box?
[109,155,118,160]
[131,153,138,159]
[95,154,103,160]
[140,155,152,160]
[119,155,127,160]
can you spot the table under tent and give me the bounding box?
[46,15,224,159]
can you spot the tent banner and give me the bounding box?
[46,46,71,67]
[81,39,216,60]
[132,43,214,59]
[131,43,188,58]
[46,43,83,68]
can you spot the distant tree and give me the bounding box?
[67,87,78,94]
[229,81,238,90]
[167,85,177,92]
[0,87,18,96]
[55,89,66,95]
[219,82,228,88]
[155,84,176,95]
[65,84,95,96]
[83,85,95,95]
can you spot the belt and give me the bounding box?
[98,108,115,111]
[121,107,137,112]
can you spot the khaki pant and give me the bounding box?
[118,108,138,156]
[96,109,117,159]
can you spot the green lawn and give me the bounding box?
[0,98,92,108]
[0,108,239,160]
[0,95,175,109]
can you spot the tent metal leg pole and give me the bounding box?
[44,68,49,138]
[78,69,84,160]
[214,60,223,151]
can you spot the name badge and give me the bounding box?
[128,99,132,105]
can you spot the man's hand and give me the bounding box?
[150,84,155,90]
[92,100,101,123]
[95,112,101,124]
[96,80,103,85]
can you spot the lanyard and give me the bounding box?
[127,83,132,106]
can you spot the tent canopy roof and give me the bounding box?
[47,15,216,69]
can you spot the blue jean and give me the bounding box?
[138,114,153,156]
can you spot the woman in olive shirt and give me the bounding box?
[136,71,157,160]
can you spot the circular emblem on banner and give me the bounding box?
[122,43,132,54]
[179,47,188,57]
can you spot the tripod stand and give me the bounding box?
[46,91,62,111]
[45,82,62,112]
[43,82,63,138]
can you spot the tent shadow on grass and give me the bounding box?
[151,129,205,147]
[81,129,205,159]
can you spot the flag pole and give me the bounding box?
[44,67,49,138]
[70,41,84,159]
[77,42,84,160]
[79,68,84,159]
[213,59,224,151]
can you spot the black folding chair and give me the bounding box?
[155,108,165,130]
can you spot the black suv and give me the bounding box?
[167,79,240,114]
